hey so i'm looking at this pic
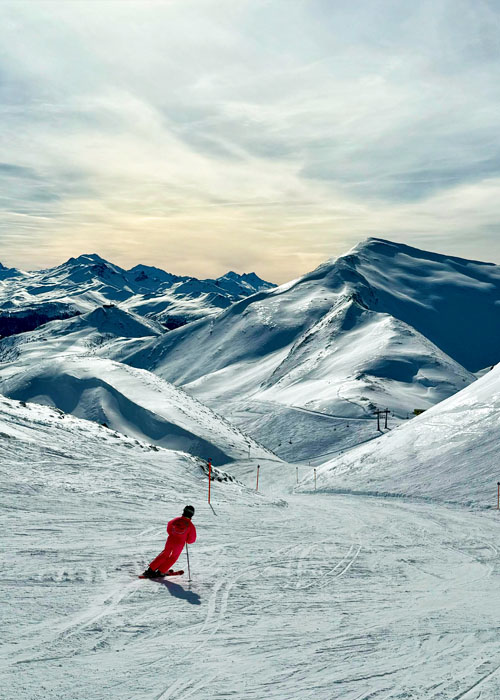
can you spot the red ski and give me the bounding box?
[138,570,184,579]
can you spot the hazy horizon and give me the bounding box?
[2,235,499,286]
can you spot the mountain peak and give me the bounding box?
[127,264,182,286]
[0,262,22,278]
[350,237,496,267]
[217,270,275,291]
[65,253,111,266]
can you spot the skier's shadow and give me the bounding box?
[154,579,201,605]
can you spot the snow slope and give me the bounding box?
[226,399,392,465]
[256,295,474,417]
[3,396,500,699]
[122,239,497,417]
[0,305,163,380]
[123,271,275,328]
[299,364,500,507]
[0,357,274,465]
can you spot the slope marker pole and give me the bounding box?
[256,464,260,491]
[314,468,317,491]
[206,458,217,516]
[497,482,499,510]
[296,466,298,484]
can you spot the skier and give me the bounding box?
[141,505,196,578]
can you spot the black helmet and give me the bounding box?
[183,505,195,519]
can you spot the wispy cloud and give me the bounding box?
[0,0,499,281]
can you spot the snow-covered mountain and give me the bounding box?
[122,270,275,329]
[121,238,498,425]
[299,363,500,507]
[0,253,275,336]
[0,261,22,280]
[0,356,274,465]
[0,305,163,379]
[2,238,498,464]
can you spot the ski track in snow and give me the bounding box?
[4,490,500,699]
[3,398,500,699]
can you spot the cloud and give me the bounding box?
[0,0,499,282]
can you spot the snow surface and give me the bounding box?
[3,396,500,698]
[0,305,163,382]
[0,357,275,466]
[299,364,500,508]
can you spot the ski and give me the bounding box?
[138,570,184,579]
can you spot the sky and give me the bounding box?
[1,0,500,283]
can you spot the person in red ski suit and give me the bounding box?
[142,505,196,578]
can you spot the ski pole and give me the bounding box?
[208,458,212,505]
[186,543,192,582]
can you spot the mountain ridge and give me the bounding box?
[118,237,499,421]
[0,254,275,337]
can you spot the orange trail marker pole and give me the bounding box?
[208,459,212,504]
[497,482,499,510]
[256,464,260,491]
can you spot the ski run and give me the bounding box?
[2,238,500,699]
[2,391,500,699]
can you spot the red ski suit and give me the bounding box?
[148,516,196,574]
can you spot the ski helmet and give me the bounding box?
[183,505,195,519]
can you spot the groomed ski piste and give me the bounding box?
[2,372,500,700]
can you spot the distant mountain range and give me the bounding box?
[0,253,275,336]
[1,238,499,462]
